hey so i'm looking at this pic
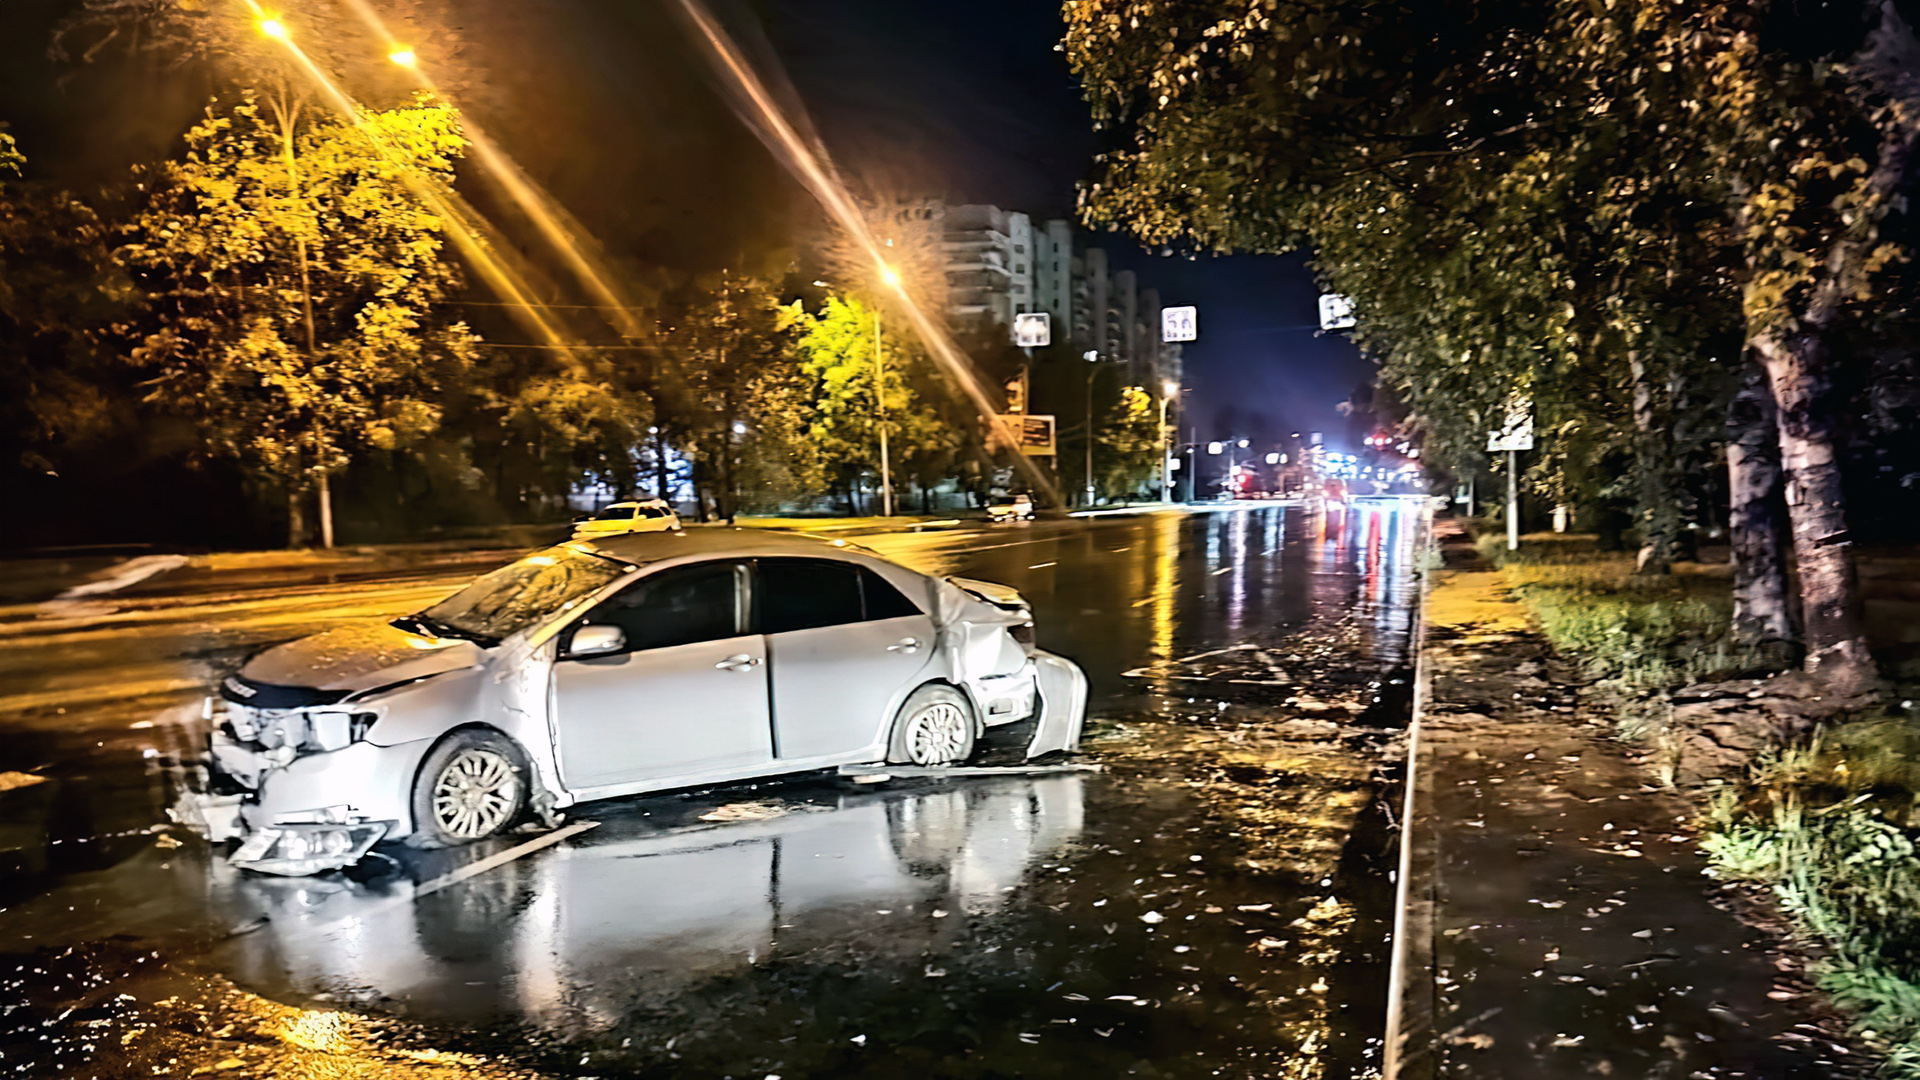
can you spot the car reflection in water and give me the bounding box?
[221,775,1086,1036]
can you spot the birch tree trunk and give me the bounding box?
[1734,2,1920,696]
[1754,332,1877,694]
[1627,349,1680,574]
[1726,361,1795,657]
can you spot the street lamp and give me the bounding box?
[1159,380,1178,503]
[258,16,289,39]
[387,46,418,67]
[1083,351,1100,508]
[871,267,895,516]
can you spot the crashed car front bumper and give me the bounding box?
[175,733,432,875]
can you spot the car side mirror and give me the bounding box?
[569,623,626,658]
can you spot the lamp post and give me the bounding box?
[1160,381,1178,503]
[1083,350,1099,508]
[871,304,892,517]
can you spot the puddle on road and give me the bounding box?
[202,713,1401,1079]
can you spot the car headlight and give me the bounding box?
[303,710,380,752]
[230,822,387,876]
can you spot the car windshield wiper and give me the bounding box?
[391,614,500,648]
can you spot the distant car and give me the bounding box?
[173,530,1088,876]
[987,493,1035,522]
[572,499,680,537]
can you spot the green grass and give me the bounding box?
[1702,726,1920,1075]
[1482,534,1770,688]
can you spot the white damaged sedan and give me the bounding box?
[174,530,1087,875]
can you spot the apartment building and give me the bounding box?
[933,203,1184,392]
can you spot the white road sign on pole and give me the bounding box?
[1013,312,1051,348]
[1318,294,1356,331]
[1161,306,1197,343]
[1486,396,1535,452]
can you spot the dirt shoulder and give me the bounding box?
[1402,522,1862,1078]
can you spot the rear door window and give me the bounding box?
[859,567,923,619]
[758,558,864,634]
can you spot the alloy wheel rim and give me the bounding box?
[907,702,969,764]
[432,748,518,838]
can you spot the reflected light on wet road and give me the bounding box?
[0,500,1428,1078]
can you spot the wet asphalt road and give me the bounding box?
[0,500,1425,1078]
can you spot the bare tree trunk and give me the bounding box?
[287,480,308,548]
[1726,361,1795,658]
[653,427,671,504]
[1753,333,1878,695]
[719,406,739,525]
[317,471,335,549]
[1627,350,1680,574]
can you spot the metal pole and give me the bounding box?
[1084,362,1096,508]
[875,310,892,517]
[1159,396,1173,503]
[1506,448,1519,551]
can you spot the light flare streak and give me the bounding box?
[337,0,652,342]
[670,0,1060,503]
[243,0,574,355]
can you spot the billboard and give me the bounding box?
[1161,305,1197,342]
[993,414,1056,457]
[1013,312,1051,348]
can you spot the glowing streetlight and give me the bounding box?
[878,262,902,291]
[258,17,289,39]
[1265,452,1281,465]
[1207,441,1223,455]
[388,47,418,67]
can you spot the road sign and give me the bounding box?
[993,413,1056,456]
[1161,306,1197,343]
[1013,312,1051,348]
[1486,396,1535,452]
[1318,294,1356,331]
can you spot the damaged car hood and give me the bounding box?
[233,619,487,699]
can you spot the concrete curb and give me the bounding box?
[1384,508,1437,1080]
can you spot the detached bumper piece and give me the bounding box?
[168,791,248,844]
[1026,649,1087,759]
[228,820,387,876]
[171,791,388,876]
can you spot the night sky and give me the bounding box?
[0,0,1377,448]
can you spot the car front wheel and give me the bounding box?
[409,729,528,848]
[887,685,977,766]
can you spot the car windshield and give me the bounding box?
[589,506,637,521]
[418,550,628,641]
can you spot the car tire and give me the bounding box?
[407,729,529,849]
[887,684,977,766]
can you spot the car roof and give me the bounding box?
[601,499,669,510]
[567,527,876,567]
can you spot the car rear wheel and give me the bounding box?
[887,684,977,766]
[409,729,527,849]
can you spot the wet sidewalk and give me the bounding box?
[1397,523,1860,1079]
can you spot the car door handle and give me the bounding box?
[886,638,920,653]
[715,654,762,671]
